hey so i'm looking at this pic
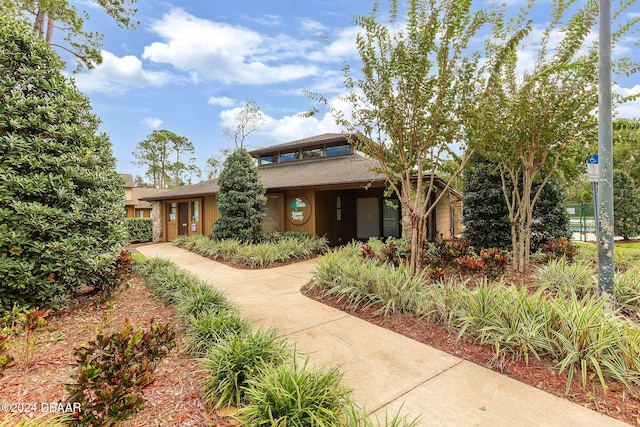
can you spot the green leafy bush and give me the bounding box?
[615,268,640,315]
[175,281,233,318]
[173,234,328,267]
[534,258,596,298]
[241,359,352,426]
[540,237,577,262]
[202,328,292,408]
[126,218,153,244]
[0,15,126,309]
[66,321,175,425]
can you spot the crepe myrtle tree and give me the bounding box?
[0,15,127,308]
[473,0,639,272]
[306,0,501,276]
[212,148,267,242]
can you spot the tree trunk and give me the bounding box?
[34,8,45,38]
[409,212,427,277]
[46,15,54,43]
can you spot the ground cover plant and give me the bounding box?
[173,232,328,268]
[311,239,640,398]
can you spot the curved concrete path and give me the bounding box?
[136,243,629,426]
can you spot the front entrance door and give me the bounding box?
[178,202,189,236]
[356,197,380,240]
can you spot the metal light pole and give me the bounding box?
[597,0,615,302]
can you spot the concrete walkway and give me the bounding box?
[136,243,629,426]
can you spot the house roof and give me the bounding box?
[121,173,134,188]
[248,133,349,156]
[125,187,168,208]
[141,154,387,201]
[140,152,462,202]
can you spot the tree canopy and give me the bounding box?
[132,130,200,189]
[308,0,496,276]
[2,0,138,70]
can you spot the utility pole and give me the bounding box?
[597,0,615,304]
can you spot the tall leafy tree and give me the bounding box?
[474,0,639,271]
[212,149,266,242]
[0,15,126,307]
[613,169,640,240]
[307,0,498,276]
[613,118,640,190]
[132,130,199,189]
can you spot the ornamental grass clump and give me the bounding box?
[534,258,596,298]
[241,358,352,426]
[185,309,250,355]
[174,282,233,318]
[615,268,640,315]
[201,328,292,409]
[343,405,421,427]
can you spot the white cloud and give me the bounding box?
[615,84,640,119]
[142,8,322,85]
[208,96,237,107]
[307,26,359,61]
[143,117,163,128]
[73,51,171,95]
[299,18,327,34]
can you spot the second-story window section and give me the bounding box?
[326,145,350,156]
[260,154,278,165]
[280,151,300,162]
[302,147,323,159]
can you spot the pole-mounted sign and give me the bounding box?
[587,154,599,183]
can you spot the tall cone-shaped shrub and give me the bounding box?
[0,15,126,308]
[212,148,266,241]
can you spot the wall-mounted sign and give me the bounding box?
[288,196,311,225]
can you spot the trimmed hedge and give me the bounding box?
[126,218,153,244]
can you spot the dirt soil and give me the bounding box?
[301,280,640,426]
[0,276,222,426]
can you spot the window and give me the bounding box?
[135,209,144,218]
[263,195,281,232]
[302,147,323,159]
[260,154,278,165]
[169,203,177,221]
[191,200,199,222]
[383,199,400,238]
[326,144,350,156]
[280,151,299,162]
[336,196,342,221]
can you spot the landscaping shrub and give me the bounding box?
[126,218,153,244]
[212,148,266,241]
[173,234,328,267]
[202,328,292,408]
[534,258,596,298]
[185,309,250,355]
[66,321,175,425]
[614,268,640,315]
[540,237,577,262]
[175,281,233,318]
[478,248,509,277]
[241,359,352,426]
[0,15,126,309]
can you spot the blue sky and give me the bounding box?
[65,0,640,182]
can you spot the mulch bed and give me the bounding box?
[0,277,214,426]
[301,281,640,425]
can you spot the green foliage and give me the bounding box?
[0,412,72,427]
[184,309,249,355]
[307,0,494,276]
[574,242,640,271]
[615,268,640,315]
[613,169,640,240]
[126,218,153,243]
[212,148,267,242]
[202,328,292,409]
[463,155,570,253]
[0,15,127,308]
[0,333,14,374]
[534,258,596,298]
[613,119,640,189]
[343,405,421,427]
[174,281,232,318]
[132,129,200,189]
[173,233,328,267]
[66,321,175,425]
[241,358,352,426]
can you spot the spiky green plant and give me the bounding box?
[241,358,352,426]
[201,328,292,408]
[615,268,640,315]
[175,282,233,317]
[534,258,596,298]
[185,309,250,355]
[343,404,421,427]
